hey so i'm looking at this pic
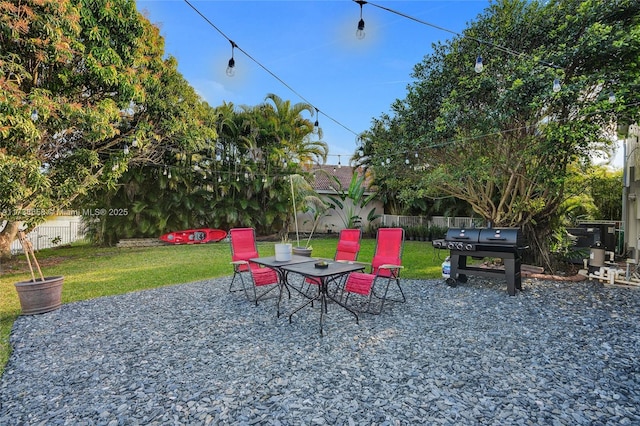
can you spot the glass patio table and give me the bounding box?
[280,259,365,336]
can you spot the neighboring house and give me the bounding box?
[621,123,640,260]
[293,164,383,235]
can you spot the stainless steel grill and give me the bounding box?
[433,227,526,296]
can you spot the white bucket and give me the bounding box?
[274,243,292,262]
[442,257,451,278]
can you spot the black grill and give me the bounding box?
[433,227,526,296]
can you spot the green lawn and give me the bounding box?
[0,238,446,375]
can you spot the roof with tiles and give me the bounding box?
[307,164,374,192]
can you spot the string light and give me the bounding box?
[553,78,561,93]
[182,0,359,138]
[226,40,237,77]
[30,109,38,122]
[474,55,484,73]
[355,1,366,40]
[313,107,319,134]
[609,91,616,103]
[123,144,129,155]
[132,138,138,148]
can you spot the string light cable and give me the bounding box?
[364,100,640,167]
[182,0,359,138]
[353,0,563,71]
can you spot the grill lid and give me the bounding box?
[445,228,481,243]
[478,228,523,246]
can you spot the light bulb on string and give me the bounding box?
[123,144,129,155]
[553,78,561,93]
[163,167,167,176]
[217,176,222,183]
[405,158,410,165]
[474,56,483,73]
[313,107,320,135]
[386,158,390,164]
[226,40,237,77]
[609,91,616,103]
[414,152,419,158]
[167,169,172,179]
[355,0,366,40]
[338,155,342,169]
[30,109,39,122]
[132,138,138,148]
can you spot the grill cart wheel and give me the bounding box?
[445,277,458,287]
[458,274,468,283]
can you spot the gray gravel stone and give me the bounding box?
[0,276,639,425]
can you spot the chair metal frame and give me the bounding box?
[229,228,280,304]
[342,227,406,314]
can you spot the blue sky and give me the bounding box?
[135,1,494,163]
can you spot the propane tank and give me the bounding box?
[442,256,451,278]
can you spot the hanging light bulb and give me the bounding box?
[609,91,616,103]
[131,138,138,148]
[313,108,319,134]
[474,56,483,73]
[553,78,561,93]
[112,163,119,171]
[30,109,38,122]
[244,172,249,179]
[386,158,390,164]
[414,152,418,158]
[167,169,172,179]
[163,167,167,176]
[217,176,222,183]
[405,158,410,165]
[338,155,342,169]
[356,1,366,40]
[123,144,129,155]
[226,40,237,77]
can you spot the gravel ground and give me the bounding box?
[0,275,639,425]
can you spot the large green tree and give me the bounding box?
[354,0,639,269]
[0,0,203,257]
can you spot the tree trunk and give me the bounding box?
[0,221,21,260]
[522,222,554,273]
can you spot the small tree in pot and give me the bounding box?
[289,174,327,257]
[13,232,64,315]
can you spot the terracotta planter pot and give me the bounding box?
[14,276,64,315]
[292,246,312,257]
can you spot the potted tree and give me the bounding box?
[289,174,327,257]
[13,231,64,315]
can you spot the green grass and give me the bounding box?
[0,238,446,375]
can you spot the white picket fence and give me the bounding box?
[10,218,86,254]
[381,215,484,229]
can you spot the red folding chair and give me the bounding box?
[341,227,405,314]
[229,228,279,304]
[302,229,362,294]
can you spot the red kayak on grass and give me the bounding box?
[159,228,227,245]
